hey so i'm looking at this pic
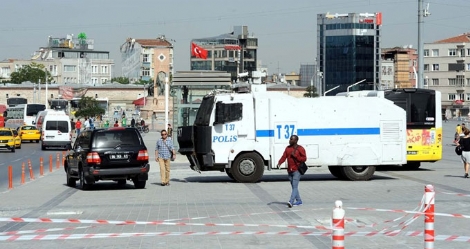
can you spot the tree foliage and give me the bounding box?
[73,96,105,118]
[111,77,130,84]
[9,62,53,84]
[303,85,319,98]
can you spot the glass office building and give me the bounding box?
[317,13,382,95]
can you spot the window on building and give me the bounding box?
[457,75,465,87]
[467,63,470,71]
[449,49,457,56]
[101,65,108,74]
[143,54,150,62]
[449,78,457,85]
[101,78,108,84]
[91,65,98,73]
[460,49,466,57]
[458,93,465,101]
[409,72,416,79]
[467,78,470,86]
[91,78,98,84]
[468,49,470,56]
[142,69,150,76]
[424,64,429,71]
[63,65,76,72]
[466,94,470,101]
[432,49,439,57]
[423,49,429,57]
[432,64,439,71]
[432,78,439,86]
[448,94,456,101]
[413,60,417,67]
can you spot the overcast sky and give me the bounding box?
[1,0,469,76]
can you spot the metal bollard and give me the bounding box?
[56,153,60,169]
[424,185,435,249]
[49,154,53,172]
[28,159,34,180]
[39,157,44,176]
[21,162,25,185]
[8,166,13,190]
[332,200,345,249]
[62,151,66,167]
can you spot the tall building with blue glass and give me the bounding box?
[317,12,382,95]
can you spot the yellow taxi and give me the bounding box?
[12,129,21,149]
[0,128,15,152]
[18,125,41,143]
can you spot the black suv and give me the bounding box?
[64,127,150,190]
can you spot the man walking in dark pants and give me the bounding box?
[277,135,307,208]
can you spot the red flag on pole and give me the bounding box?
[191,42,208,60]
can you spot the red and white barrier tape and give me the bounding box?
[346,208,470,219]
[0,231,470,241]
[0,217,331,230]
[0,226,94,236]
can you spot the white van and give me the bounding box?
[36,110,72,150]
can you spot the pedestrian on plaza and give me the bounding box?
[84,117,90,130]
[122,117,127,127]
[457,128,470,178]
[70,118,75,133]
[75,119,82,137]
[104,120,110,128]
[276,135,307,208]
[167,124,173,138]
[155,129,176,186]
[113,120,119,127]
[131,118,136,127]
[455,124,462,145]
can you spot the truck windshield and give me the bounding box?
[194,95,215,126]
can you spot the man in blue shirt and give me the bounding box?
[155,129,176,186]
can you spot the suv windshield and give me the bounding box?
[93,129,141,148]
[194,95,215,126]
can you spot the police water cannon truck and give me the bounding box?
[177,71,407,183]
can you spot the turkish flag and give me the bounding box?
[191,42,208,60]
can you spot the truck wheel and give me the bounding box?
[403,162,421,170]
[225,169,234,180]
[66,167,76,187]
[231,152,264,183]
[340,166,375,181]
[41,141,46,151]
[328,166,345,179]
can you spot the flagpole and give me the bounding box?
[164,76,169,132]
[211,45,215,71]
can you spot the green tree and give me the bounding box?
[73,96,105,118]
[9,62,52,84]
[111,77,130,84]
[304,85,319,98]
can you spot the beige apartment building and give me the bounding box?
[424,33,470,117]
[0,34,114,85]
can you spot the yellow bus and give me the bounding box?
[384,88,442,169]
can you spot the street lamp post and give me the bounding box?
[45,68,48,109]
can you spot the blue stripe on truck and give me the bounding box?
[256,128,380,137]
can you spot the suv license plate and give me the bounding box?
[110,154,128,159]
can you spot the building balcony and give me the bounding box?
[142,62,151,69]
[456,83,466,91]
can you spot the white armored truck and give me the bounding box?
[177,72,407,183]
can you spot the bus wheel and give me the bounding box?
[340,166,375,181]
[403,162,421,170]
[231,152,264,183]
[328,166,345,179]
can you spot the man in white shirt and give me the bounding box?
[84,117,90,130]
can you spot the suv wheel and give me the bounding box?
[66,168,76,187]
[133,178,146,189]
[79,168,91,190]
